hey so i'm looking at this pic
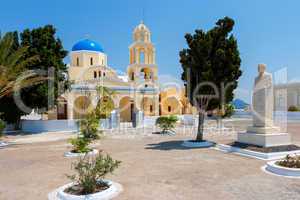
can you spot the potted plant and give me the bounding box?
[50,153,122,200]
[155,115,178,135]
[265,155,300,177]
[65,112,101,157]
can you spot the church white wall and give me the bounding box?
[70,51,107,67]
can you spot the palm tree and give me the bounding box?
[0,33,44,99]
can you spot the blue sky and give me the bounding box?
[1,0,300,102]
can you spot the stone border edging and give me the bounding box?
[0,141,9,148]
[215,144,300,160]
[262,161,300,178]
[48,180,123,200]
[64,149,99,158]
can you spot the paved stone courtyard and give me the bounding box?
[1,119,300,200]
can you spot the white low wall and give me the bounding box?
[21,120,79,133]
[144,116,159,127]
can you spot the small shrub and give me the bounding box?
[79,112,101,141]
[69,137,91,153]
[155,115,178,133]
[66,153,121,195]
[222,104,235,118]
[288,105,300,112]
[0,119,5,138]
[70,112,101,154]
[277,154,300,168]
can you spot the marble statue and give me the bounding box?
[252,64,274,128]
[237,64,291,147]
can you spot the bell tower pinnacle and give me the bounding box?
[127,22,157,84]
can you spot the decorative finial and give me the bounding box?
[141,7,145,24]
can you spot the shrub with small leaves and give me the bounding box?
[155,115,178,134]
[70,112,102,153]
[66,153,121,195]
[69,137,91,153]
[277,154,300,168]
[222,104,235,118]
[79,112,101,141]
[288,105,300,112]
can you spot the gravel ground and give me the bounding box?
[0,119,300,200]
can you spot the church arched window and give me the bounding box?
[90,57,93,66]
[76,57,79,66]
[94,71,97,79]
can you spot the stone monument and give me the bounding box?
[237,64,291,147]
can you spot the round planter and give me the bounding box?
[64,149,99,158]
[181,140,215,148]
[264,160,300,178]
[0,141,8,148]
[49,180,122,200]
[161,130,176,135]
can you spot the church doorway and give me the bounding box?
[57,97,68,120]
[119,96,134,122]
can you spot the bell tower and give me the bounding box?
[127,22,158,84]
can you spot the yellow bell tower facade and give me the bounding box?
[127,22,158,85]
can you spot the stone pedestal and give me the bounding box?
[237,132,291,147]
[246,126,280,134]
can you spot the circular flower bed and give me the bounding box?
[0,141,8,148]
[182,140,215,148]
[64,149,99,158]
[264,155,300,178]
[49,153,122,200]
[53,180,122,200]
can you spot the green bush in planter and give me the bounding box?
[222,104,235,118]
[70,112,102,153]
[69,137,91,153]
[288,105,300,112]
[277,154,300,168]
[66,153,121,195]
[155,115,178,134]
[79,112,101,141]
[0,119,5,138]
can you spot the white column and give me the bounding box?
[67,93,74,120]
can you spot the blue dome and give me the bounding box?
[72,39,104,53]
